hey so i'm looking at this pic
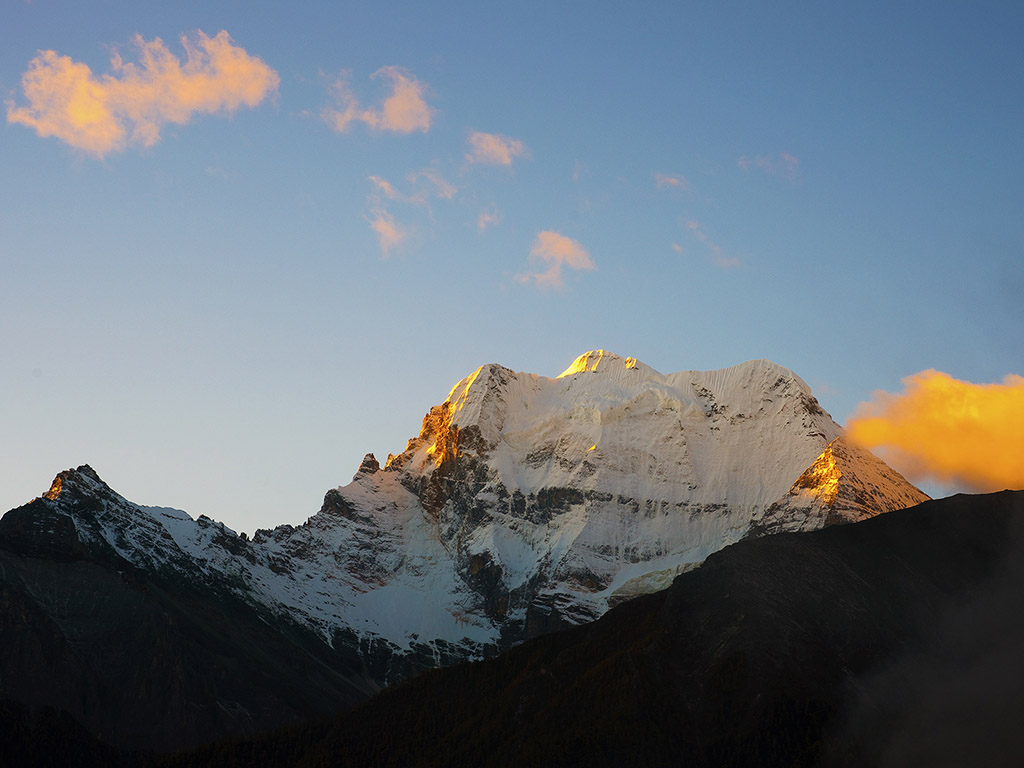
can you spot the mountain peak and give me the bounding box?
[557,350,648,378]
[354,453,381,479]
[42,464,105,500]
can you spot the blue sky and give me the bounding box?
[3,1,1022,532]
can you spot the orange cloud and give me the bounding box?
[465,131,528,165]
[6,30,278,156]
[848,370,1024,492]
[517,231,595,289]
[322,66,432,134]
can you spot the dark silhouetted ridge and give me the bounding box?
[161,490,1024,768]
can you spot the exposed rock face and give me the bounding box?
[2,352,927,702]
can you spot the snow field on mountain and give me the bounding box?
[444,352,839,509]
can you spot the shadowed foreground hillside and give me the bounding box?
[158,490,1024,768]
[0,490,378,754]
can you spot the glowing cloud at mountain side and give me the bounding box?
[848,370,1024,493]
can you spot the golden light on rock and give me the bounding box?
[43,476,63,500]
[791,444,842,507]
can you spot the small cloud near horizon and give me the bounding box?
[6,30,279,156]
[848,370,1024,493]
[465,131,528,166]
[516,231,595,289]
[322,66,432,134]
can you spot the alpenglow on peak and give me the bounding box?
[557,349,646,378]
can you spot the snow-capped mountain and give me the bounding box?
[18,351,928,680]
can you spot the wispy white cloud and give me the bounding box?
[516,231,595,289]
[737,152,800,180]
[477,206,501,232]
[368,168,456,207]
[6,30,279,156]
[323,66,432,134]
[369,175,403,201]
[204,165,234,179]
[465,131,529,165]
[655,172,690,191]
[366,207,405,256]
[409,167,456,200]
[364,168,456,255]
[687,220,741,268]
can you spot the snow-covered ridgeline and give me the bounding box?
[33,351,928,664]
